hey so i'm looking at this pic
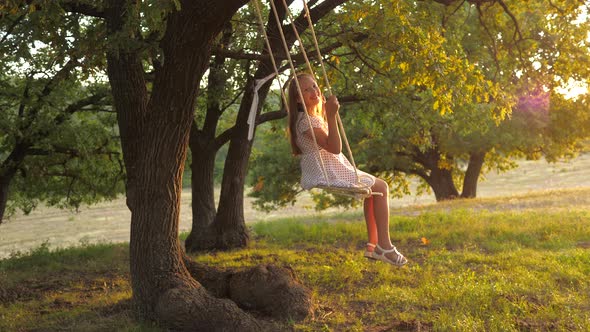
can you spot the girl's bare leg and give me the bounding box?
[364,196,378,252]
[371,178,407,265]
[371,178,393,248]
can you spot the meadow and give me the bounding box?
[1,190,590,331]
[3,153,590,259]
[1,156,590,331]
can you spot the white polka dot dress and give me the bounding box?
[296,113,375,191]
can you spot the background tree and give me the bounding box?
[339,0,590,200]
[185,0,349,251]
[249,0,590,208]
[0,4,123,223]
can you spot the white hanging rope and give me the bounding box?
[248,0,286,141]
[252,1,289,105]
[248,72,277,140]
[301,1,332,95]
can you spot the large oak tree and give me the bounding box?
[104,1,313,329]
[3,0,313,329]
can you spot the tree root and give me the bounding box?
[156,286,277,332]
[184,258,313,321]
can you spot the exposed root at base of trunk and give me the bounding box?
[156,286,278,332]
[184,258,313,321]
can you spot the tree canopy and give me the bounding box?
[249,0,590,208]
[1,0,589,329]
[0,3,123,222]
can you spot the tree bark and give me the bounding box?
[413,147,460,201]
[427,166,460,201]
[461,151,486,198]
[104,0,272,328]
[185,24,232,252]
[0,143,28,224]
[213,78,258,249]
[185,126,218,251]
[211,0,348,250]
[0,175,12,224]
[184,259,313,321]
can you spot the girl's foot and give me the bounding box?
[364,242,377,260]
[374,244,407,266]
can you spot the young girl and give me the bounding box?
[287,73,407,266]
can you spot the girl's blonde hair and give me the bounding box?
[286,73,325,155]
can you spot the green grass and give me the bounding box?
[0,243,160,332]
[2,201,590,331]
[244,209,590,331]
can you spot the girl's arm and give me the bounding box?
[306,95,342,154]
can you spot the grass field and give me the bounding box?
[1,191,590,331]
[1,156,590,331]
[3,153,590,259]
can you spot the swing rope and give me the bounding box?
[252,0,376,198]
[278,0,314,73]
[300,0,362,186]
[274,0,362,188]
[265,0,333,188]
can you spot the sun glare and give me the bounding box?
[557,78,589,100]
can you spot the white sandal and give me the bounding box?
[363,243,377,260]
[374,244,408,266]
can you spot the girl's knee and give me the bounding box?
[373,178,388,194]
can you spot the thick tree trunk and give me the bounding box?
[427,167,460,201]
[0,175,11,224]
[104,1,275,328]
[213,79,258,249]
[0,144,28,224]
[461,151,486,198]
[185,131,217,251]
[106,43,198,324]
[414,146,460,201]
[185,24,231,252]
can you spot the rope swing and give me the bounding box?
[251,0,380,199]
